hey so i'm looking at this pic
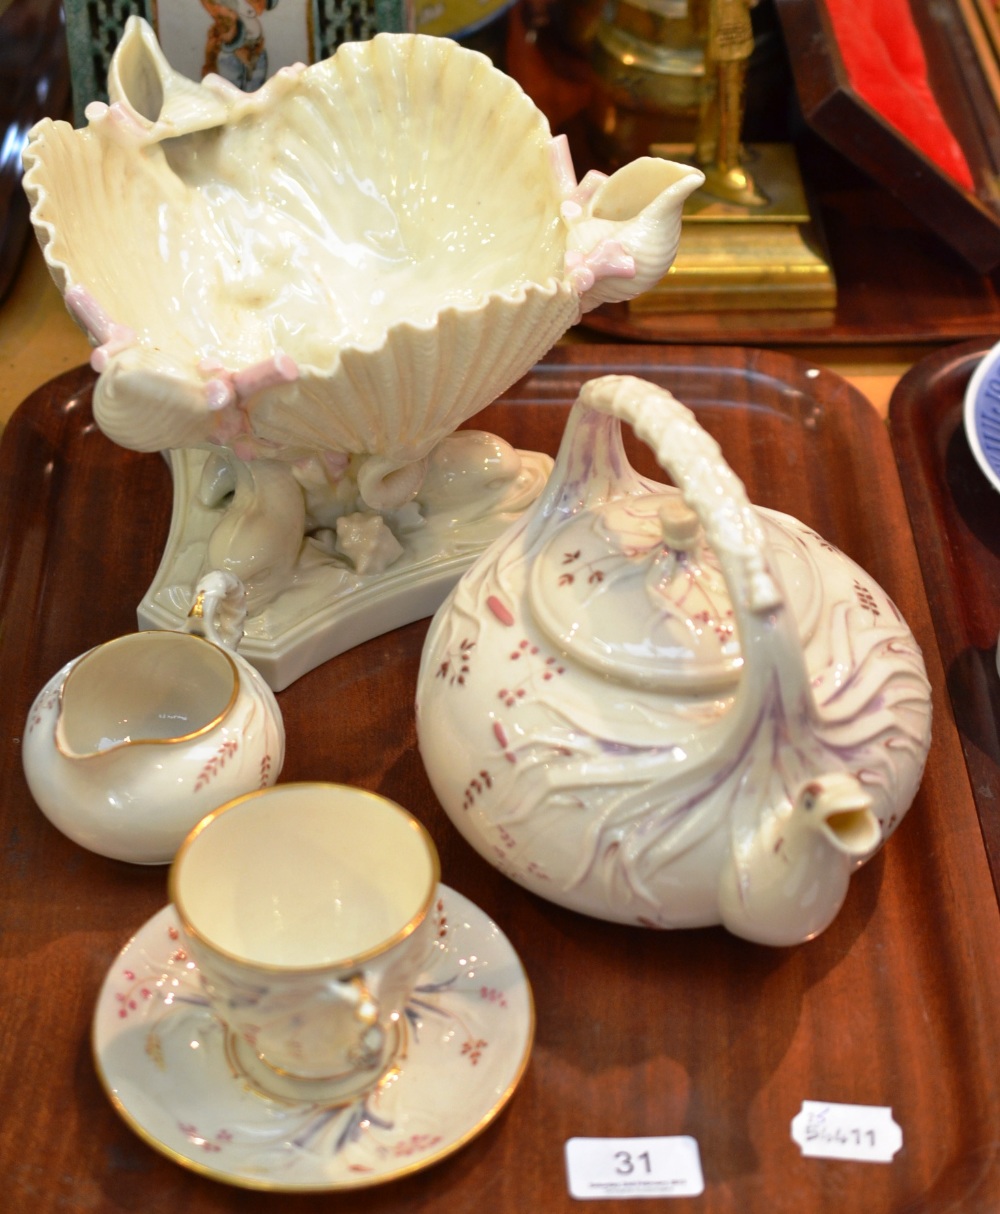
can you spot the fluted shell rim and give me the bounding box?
[22,29,570,355]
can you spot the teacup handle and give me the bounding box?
[186,571,248,652]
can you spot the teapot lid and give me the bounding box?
[527,490,820,693]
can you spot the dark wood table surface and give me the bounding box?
[3,345,1000,1213]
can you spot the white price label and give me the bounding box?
[564,1136,704,1200]
[791,1101,903,1163]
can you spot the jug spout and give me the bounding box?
[561,154,705,312]
[51,630,240,761]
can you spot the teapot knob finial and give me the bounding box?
[658,497,700,551]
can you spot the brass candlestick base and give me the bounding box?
[633,142,837,314]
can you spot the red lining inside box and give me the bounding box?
[824,0,974,189]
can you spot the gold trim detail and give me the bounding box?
[91,896,535,1193]
[169,783,441,974]
[54,631,240,757]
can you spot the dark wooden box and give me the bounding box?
[775,0,1000,272]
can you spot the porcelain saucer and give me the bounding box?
[93,886,534,1191]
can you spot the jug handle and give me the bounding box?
[186,571,248,652]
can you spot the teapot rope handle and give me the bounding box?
[576,375,782,615]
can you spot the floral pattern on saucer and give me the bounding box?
[93,888,533,1191]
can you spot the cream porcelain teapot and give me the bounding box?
[416,376,932,946]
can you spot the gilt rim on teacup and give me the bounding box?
[169,782,441,974]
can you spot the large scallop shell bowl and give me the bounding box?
[22,19,703,510]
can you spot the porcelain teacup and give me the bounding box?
[169,782,441,1102]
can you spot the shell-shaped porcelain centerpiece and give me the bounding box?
[416,375,933,946]
[23,20,703,687]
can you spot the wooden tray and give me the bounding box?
[3,347,1000,1213]
[889,338,1000,895]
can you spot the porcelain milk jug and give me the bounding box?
[22,572,285,863]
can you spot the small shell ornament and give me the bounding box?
[416,376,933,947]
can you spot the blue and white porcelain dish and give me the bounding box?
[964,341,1000,496]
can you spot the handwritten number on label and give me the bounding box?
[791,1101,903,1163]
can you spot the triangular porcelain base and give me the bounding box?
[137,437,552,690]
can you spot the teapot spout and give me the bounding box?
[812,777,881,859]
[717,773,882,947]
[563,157,704,312]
